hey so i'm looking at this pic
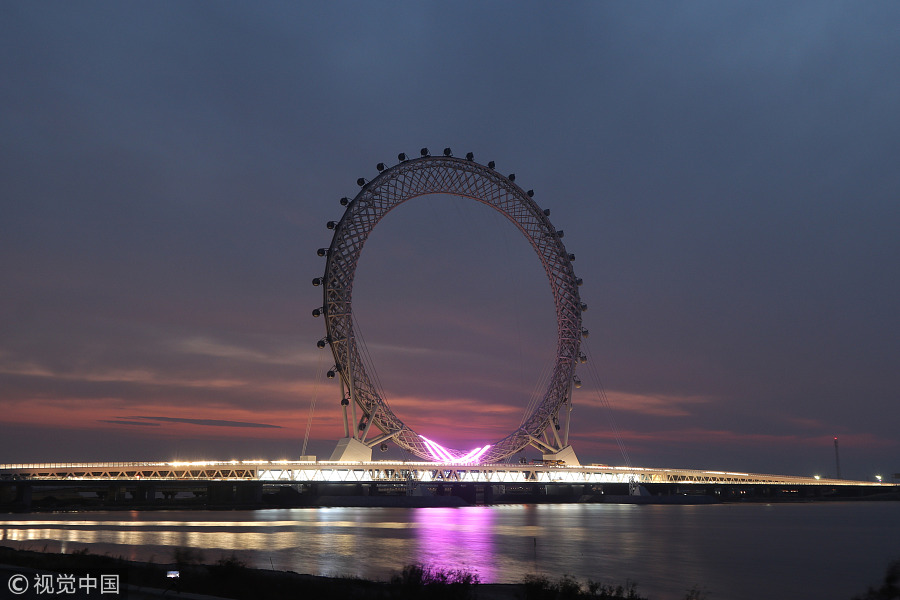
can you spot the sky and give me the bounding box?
[1,1,898,481]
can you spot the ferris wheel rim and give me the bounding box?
[317,152,583,463]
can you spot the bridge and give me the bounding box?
[0,460,882,485]
[2,460,895,510]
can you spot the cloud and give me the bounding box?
[782,416,830,431]
[572,426,898,451]
[0,355,325,412]
[121,416,282,429]
[173,336,318,367]
[576,390,712,417]
[98,419,161,427]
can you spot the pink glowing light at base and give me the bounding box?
[419,436,492,465]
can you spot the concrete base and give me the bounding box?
[329,437,373,462]
[543,445,580,466]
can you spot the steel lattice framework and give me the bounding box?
[315,152,584,463]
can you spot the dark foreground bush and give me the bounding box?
[853,560,900,600]
[389,563,480,599]
[523,573,648,600]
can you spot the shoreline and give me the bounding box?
[0,545,525,600]
[3,493,898,514]
[2,541,896,600]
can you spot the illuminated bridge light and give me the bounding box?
[418,436,492,465]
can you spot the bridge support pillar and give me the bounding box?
[329,437,373,462]
[133,484,157,503]
[19,484,32,510]
[207,482,263,506]
[0,483,32,511]
[105,484,125,504]
[542,445,580,466]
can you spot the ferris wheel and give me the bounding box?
[313,148,587,465]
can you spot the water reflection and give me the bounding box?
[413,507,494,581]
[1,504,898,600]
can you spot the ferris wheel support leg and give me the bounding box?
[350,392,359,440]
[527,435,555,453]
[360,405,381,443]
[347,349,360,440]
[562,401,573,447]
[543,430,553,449]
[550,420,564,449]
[340,379,351,439]
[365,430,400,448]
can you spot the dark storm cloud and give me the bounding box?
[1,2,898,477]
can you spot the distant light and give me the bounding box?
[876,475,883,482]
[814,475,821,480]
[167,571,180,579]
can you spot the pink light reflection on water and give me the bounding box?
[412,507,495,582]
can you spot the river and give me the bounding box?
[1,502,898,600]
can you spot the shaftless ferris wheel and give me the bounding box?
[313,148,588,465]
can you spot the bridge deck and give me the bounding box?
[0,460,890,487]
